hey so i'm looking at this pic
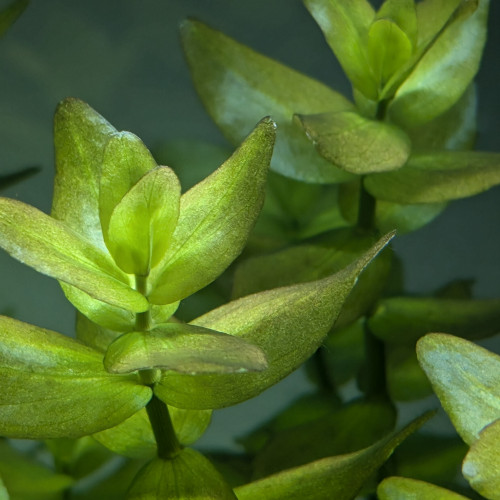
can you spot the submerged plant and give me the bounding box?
[0,0,499,498]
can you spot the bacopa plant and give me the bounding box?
[0,0,499,499]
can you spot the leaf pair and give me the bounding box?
[0,99,276,334]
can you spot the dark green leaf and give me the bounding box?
[0,198,148,312]
[128,448,237,499]
[239,393,339,456]
[180,19,355,183]
[378,476,470,499]
[369,297,500,344]
[392,432,468,487]
[0,316,152,438]
[104,323,268,375]
[0,440,73,500]
[155,234,393,409]
[462,418,500,499]
[417,334,500,445]
[0,0,28,37]
[234,412,433,500]
[252,398,396,478]
[149,118,275,304]
[233,228,392,330]
[386,343,433,401]
[297,111,411,174]
[106,167,180,274]
[303,0,377,99]
[364,151,500,203]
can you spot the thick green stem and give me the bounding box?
[145,395,182,459]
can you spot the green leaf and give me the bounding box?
[392,432,468,486]
[93,406,212,459]
[462,418,500,499]
[417,334,500,445]
[405,83,477,151]
[0,441,73,500]
[233,228,392,330]
[369,297,500,344]
[155,233,393,409]
[386,343,433,401]
[73,292,178,336]
[44,436,111,481]
[376,0,417,46]
[180,19,355,183]
[368,19,413,89]
[128,448,237,500]
[0,477,7,500]
[252,398,396,479]
[303,0,376,99]
[389,0,489,127]
[297,111,411,174]
[415,0,463,49]
[52,98,117,250]
[0,316,152,438]
[107,166,180,274]
[99,131,158,244]
[149,118,275,304]
[364,151,500,204]
[0,0,29,37]
[104,323,268,375]
[0,198,148,313]
[377,476,470,499]
[234,412,433,500]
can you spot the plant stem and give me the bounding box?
[134,273,180,459]
[145,394,182,459]
[135,274,151,331]
[361,320,388,400]
[357,182,376,231]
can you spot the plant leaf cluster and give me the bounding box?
[0,0,498,498]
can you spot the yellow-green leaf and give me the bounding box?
[0,316,152,438]
[297,111,411,174]
[104,323,268,375]
[0,198,148,312]
[149,118,275,304]
[107,167,180,275]
[156,234,393,409]
[377,476,470,499]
